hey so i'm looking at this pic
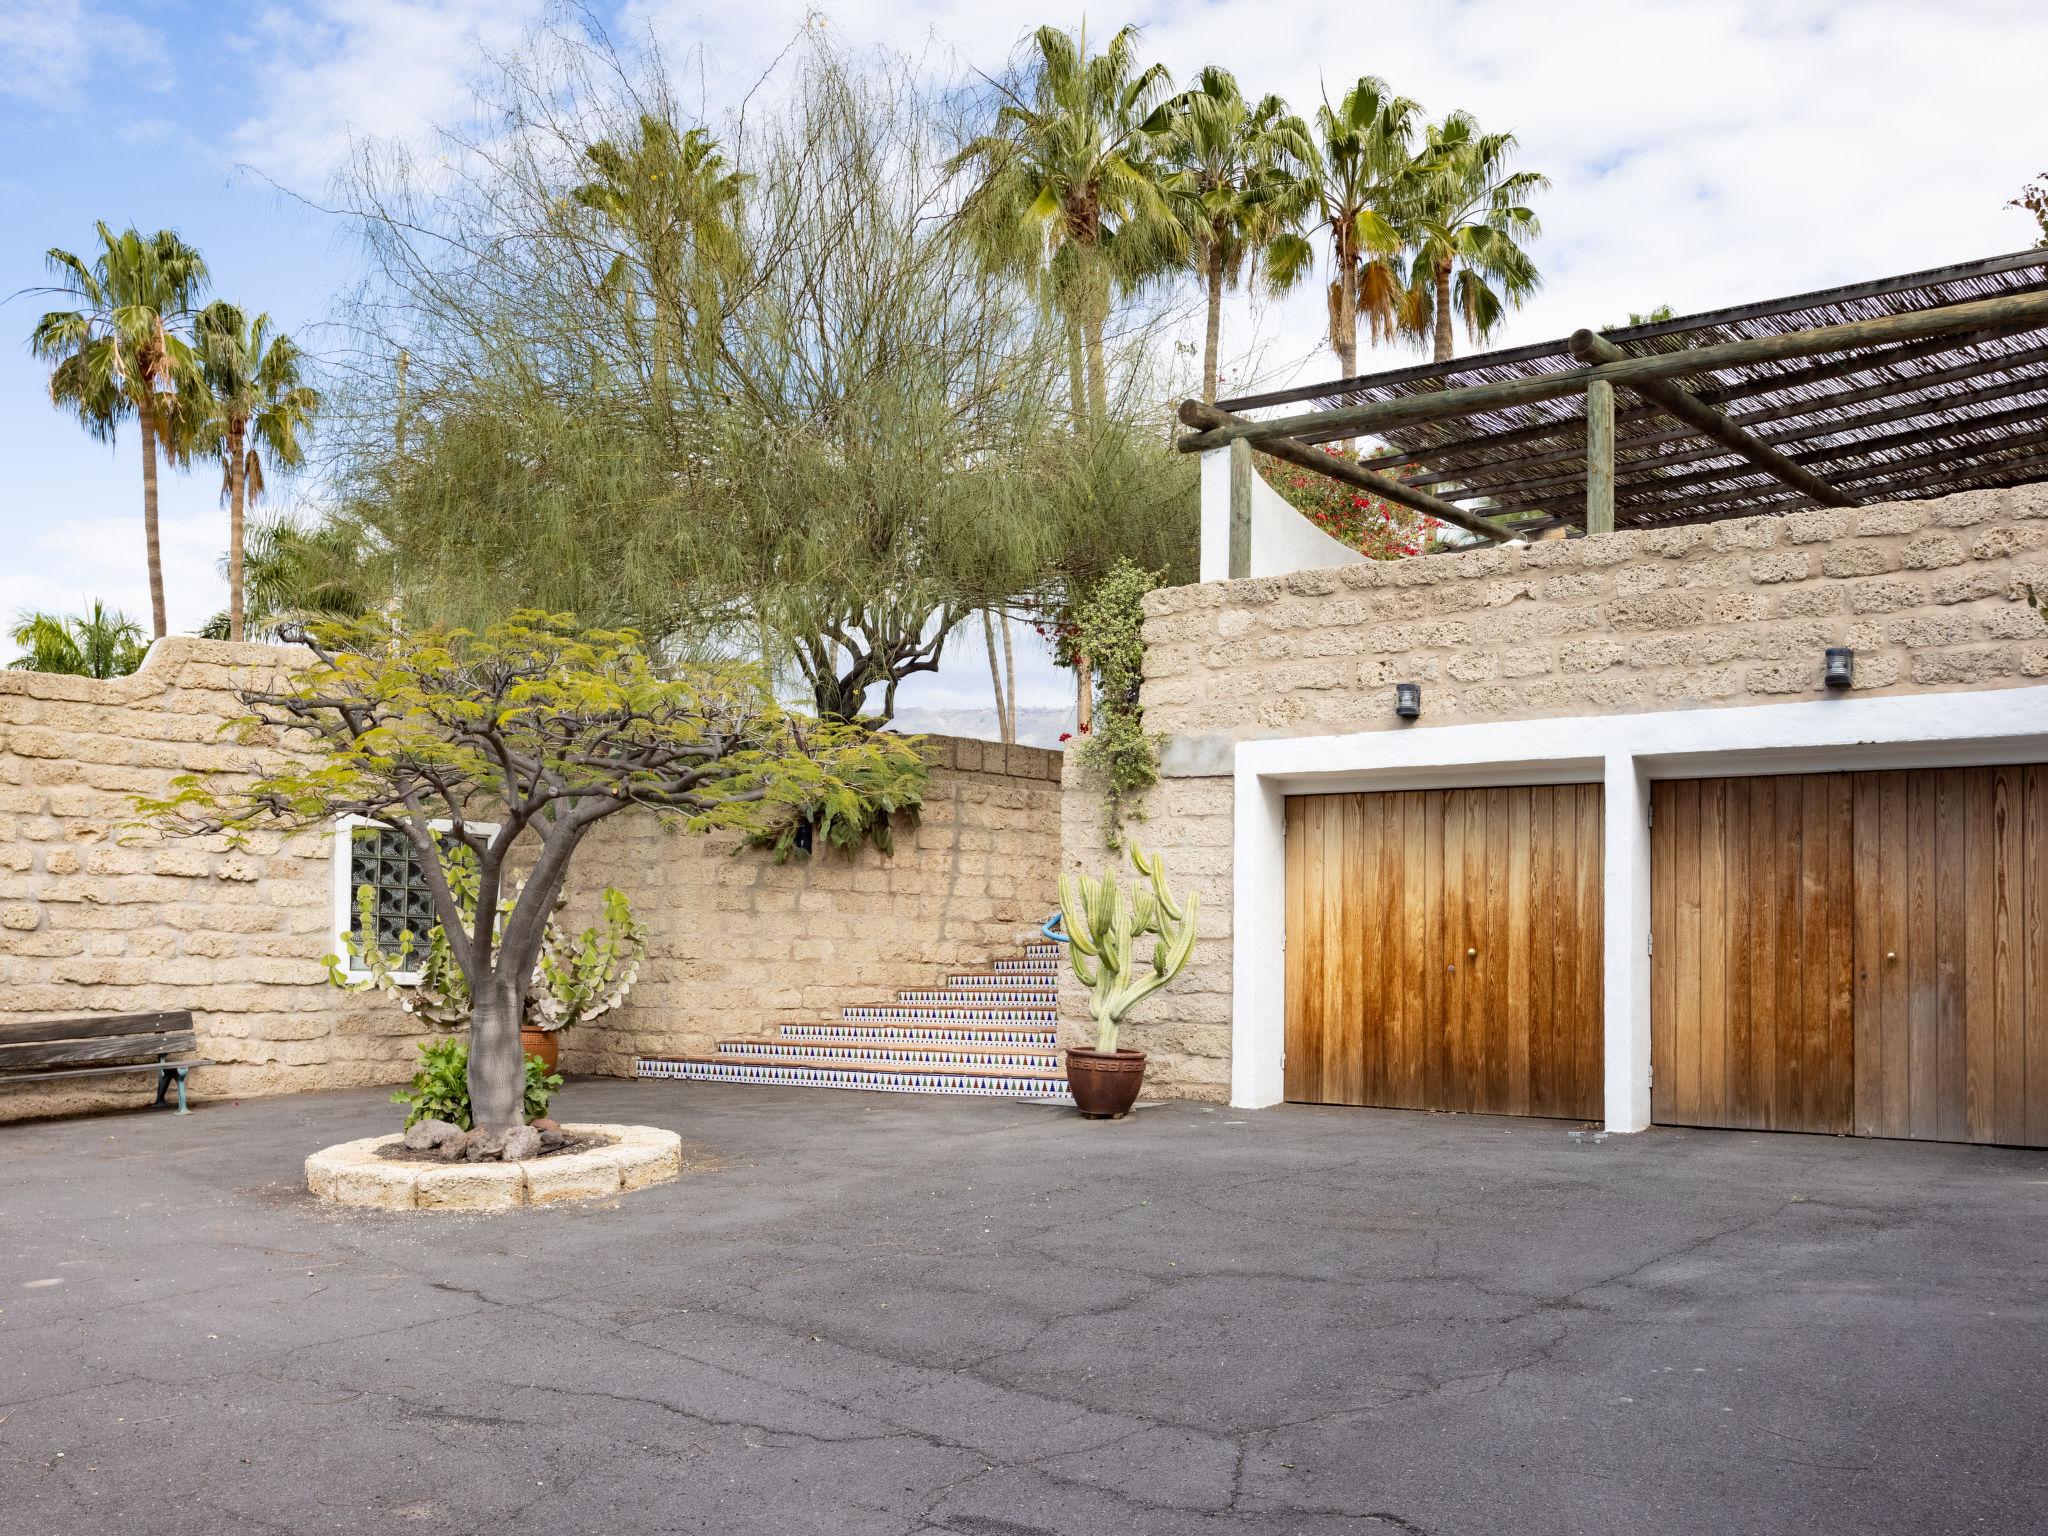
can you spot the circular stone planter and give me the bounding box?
[305,1123,683,1212]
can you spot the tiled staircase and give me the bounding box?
[636,942,1072,1102]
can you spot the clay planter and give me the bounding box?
[1066,1047,1146,1119]
[520,1026,560,1072]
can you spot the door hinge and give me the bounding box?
[1647,932,1654,958]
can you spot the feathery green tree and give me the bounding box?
[192,303,321,641]
[29,224,210,639]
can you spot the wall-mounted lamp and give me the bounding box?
[1394,682,1423,719]
[1823,646,1854,690]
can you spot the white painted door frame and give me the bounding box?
[1229,684,2048,1127]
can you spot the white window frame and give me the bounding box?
[331,815,499,984]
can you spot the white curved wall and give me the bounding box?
[1199,446,1365,583]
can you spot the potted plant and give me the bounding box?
[1059,842,1198,1119]
[328,863,647,1076]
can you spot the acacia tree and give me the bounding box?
[137,613,928,1132]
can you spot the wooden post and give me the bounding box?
[1585,376,1616,535]
[1228,437,1254,579]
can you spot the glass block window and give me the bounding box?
[345,824,439,966]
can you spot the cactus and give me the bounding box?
[325,856,646,1033]
[1059,841,1199,1053]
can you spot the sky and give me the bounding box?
[2,0,2044,711]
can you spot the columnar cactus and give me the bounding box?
[1059,842,1199,1053]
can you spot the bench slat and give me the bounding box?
[0,1031,200,1072]
[2,1059,215,1084]
[0,1011,196,1048]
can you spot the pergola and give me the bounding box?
[1175,249,2048,548]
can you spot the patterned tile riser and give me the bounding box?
[637,1058,1074,1102]
[712,1041,1061,1069]
[780,1023,1058,1047]
[897,989,1057,1005]
[842,1006,1058,1024]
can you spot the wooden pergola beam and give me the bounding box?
[1178,401,1515,545]
[1568,329,1859,508]
[1175,286,2048,454]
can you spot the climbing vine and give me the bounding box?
[1069,559,1161,849]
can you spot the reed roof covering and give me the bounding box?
[1215,249,2048,531]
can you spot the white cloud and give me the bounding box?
[0,0,168,108]
[227,0,552,188]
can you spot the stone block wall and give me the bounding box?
[1063,485,2048,1100]
[563,737,1063,1076]
[0,638,1066,1123]
[0,640,407,1122]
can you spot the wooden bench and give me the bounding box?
[0,1012,212,1114]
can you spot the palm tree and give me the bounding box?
[568,114,748,426]
[1266,78,1423,381]
[1399,112,1548,362]
[951,22,1180,426]
[1155,67,1313,403]
[191,303,320,641]
[9,601,148,678]
[29,224,210,640]
[197,513,385,640]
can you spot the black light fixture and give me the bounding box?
[1823,646,1854,690]
[1394,682,1423,719]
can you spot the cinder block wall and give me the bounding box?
[0,640,1064,1123]
[560,737,1064,1076]
[1060,485,2048,1101]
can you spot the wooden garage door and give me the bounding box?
[1284,786,1603,1119]
[1652,767,2048,1146]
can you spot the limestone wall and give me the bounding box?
[0,640,1065,1122]
[0,640,405,1122]
[560,737,1064,1076]
[1064,485,2048,1101]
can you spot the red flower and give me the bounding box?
[1058,732,1072,743]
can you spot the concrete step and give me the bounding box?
[638,1055,1072,1101]
[715,1039,1062,1070]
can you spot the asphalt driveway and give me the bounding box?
[2,1080,2042,1535]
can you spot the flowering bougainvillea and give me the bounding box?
[1260,447,1447,560]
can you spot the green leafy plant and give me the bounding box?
[391,1037,562,1129]
[1068,559,1162,849]
[326,860,648,1034]
[1059,842,1199,1053]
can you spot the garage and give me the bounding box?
[1283,786,1604,1119]
[1652,765,2048,1147]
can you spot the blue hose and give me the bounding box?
[1040,910,1068,944]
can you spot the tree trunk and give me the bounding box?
[1075,651,1093,733]
[227,423,247,642]
[1334,242,1359,380]
[1066,319,1087,430]
[1000,610,1017,747]
[1202,248,1225,404]
[981,609,1011,745]
[468,977,528,1133]
[1084,311,1108,427]
[1434,258,1455,363]
[138,400,168,641]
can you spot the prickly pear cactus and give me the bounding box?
[1058,842,1199,1053]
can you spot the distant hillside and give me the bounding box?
[890,706,1076,749]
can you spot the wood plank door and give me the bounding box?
[1651,766,2048,1147]
[1284,785,1603,1120]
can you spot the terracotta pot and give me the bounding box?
[519,1026,560,1072]
[1065,1047,1146,1119]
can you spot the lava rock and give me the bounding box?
[464,1129,509,1162]
[529,1117,561,1133]
[537,1130,571,1152]
[403,1118,463,1152]
[500,1126,544,1162]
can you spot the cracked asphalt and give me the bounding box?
[2,1080,2043,1535]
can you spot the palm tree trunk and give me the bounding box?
[138,399,168,641]
[227,425,247,642]
[1084,311,1108,427]
[1202,248,1225,404]
[1433,257,1455,363]
[1065,319,1087,429]
[1000,611,1017,747]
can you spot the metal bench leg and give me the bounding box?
[155,1065,190,1114]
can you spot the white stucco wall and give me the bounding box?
[1199,446,1365,583]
